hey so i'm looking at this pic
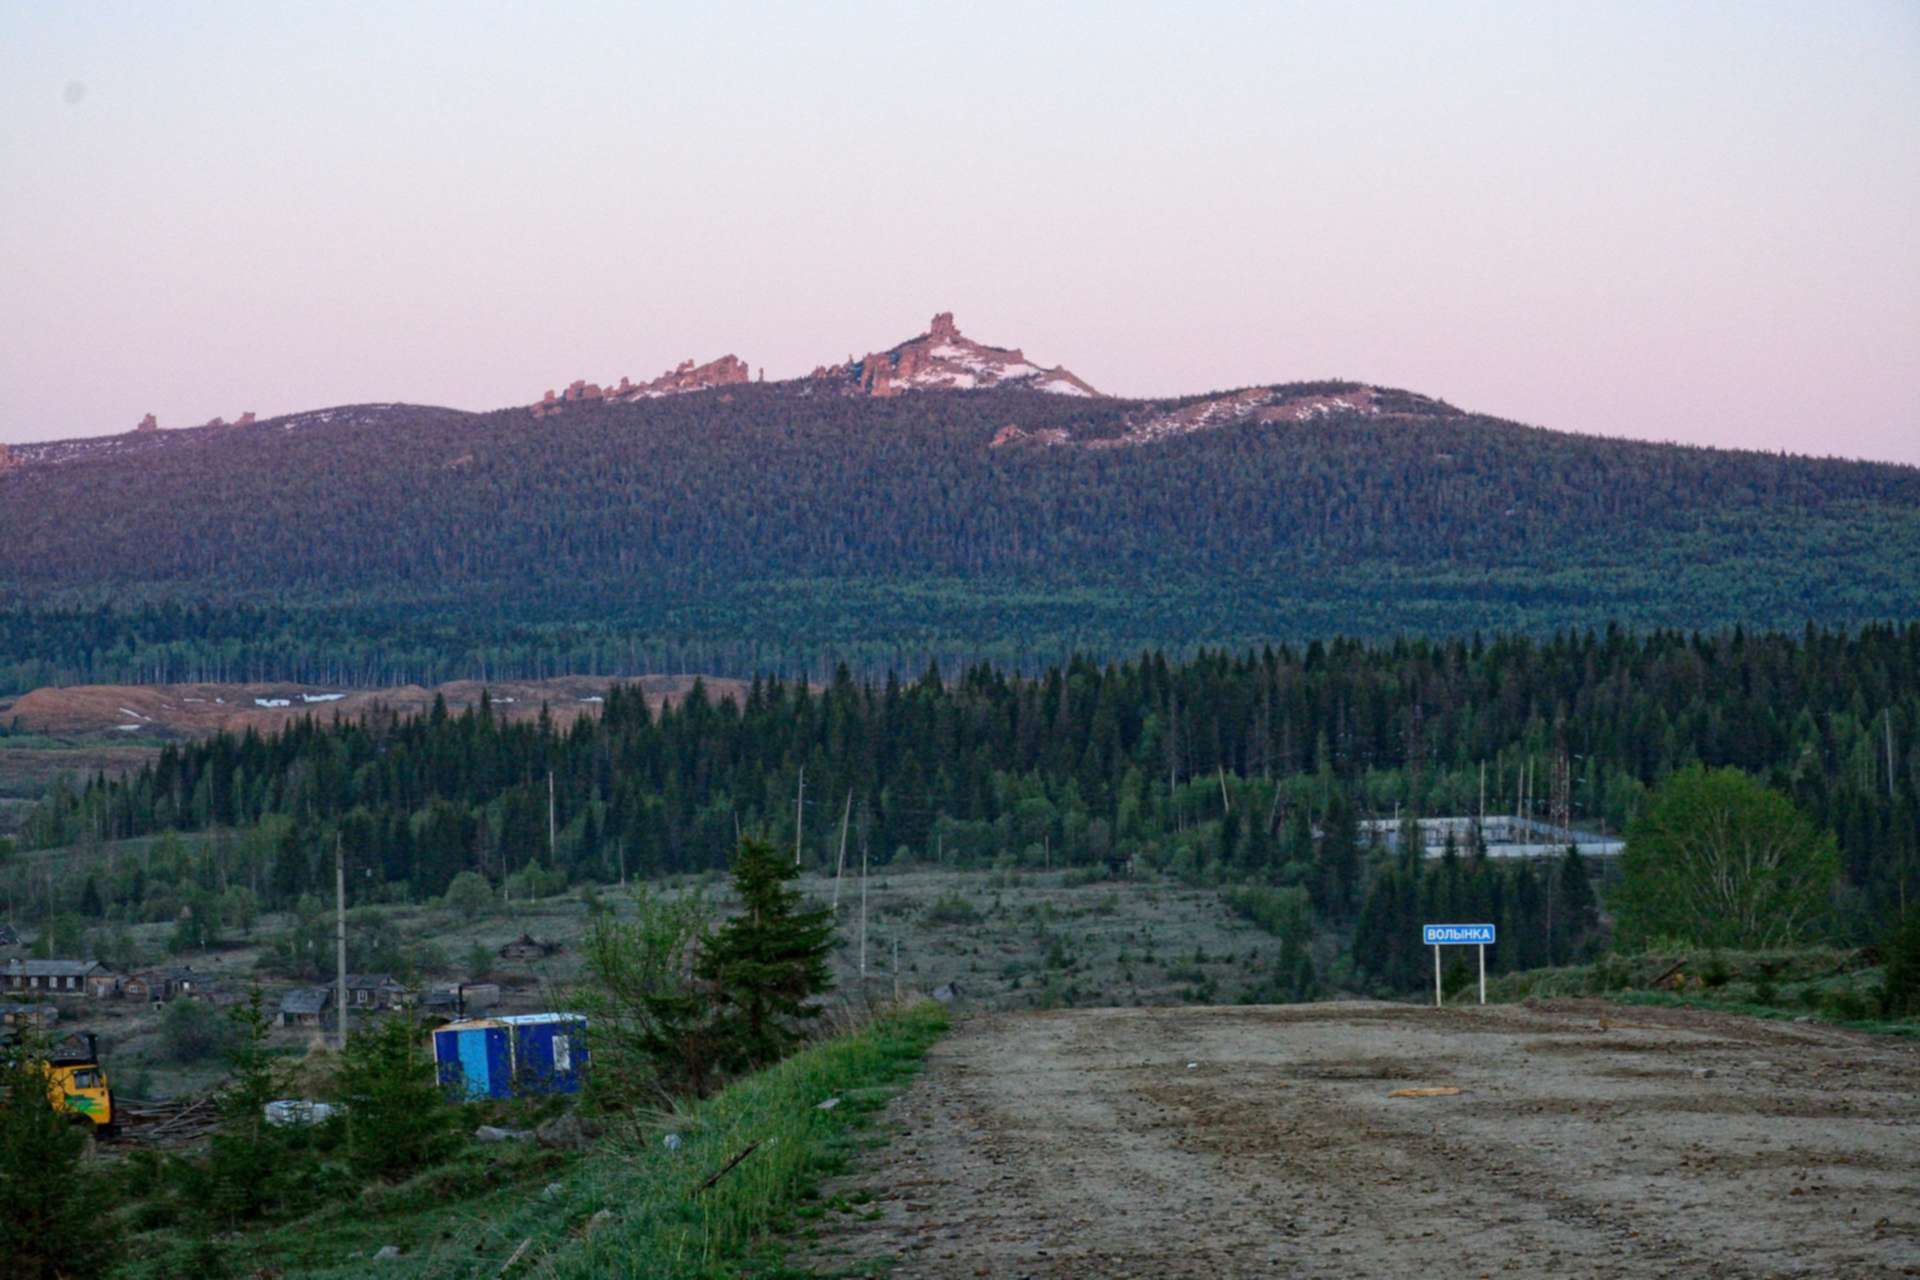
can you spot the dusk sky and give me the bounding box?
[3,1,1916,463]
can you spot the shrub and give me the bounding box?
[1879,910,1920,1019]
[922,892,981,926]
[441,870,495,918]
[160,996,235,1064]
[1822,989,1872,1022]
[464,941,494,977]
[578,886,718,1101]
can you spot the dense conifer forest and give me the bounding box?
[15,626,1916,991]
[2,384,1918,692]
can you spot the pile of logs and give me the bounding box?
[111,1096,219,1146]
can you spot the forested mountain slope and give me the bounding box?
[2,376,1917,687]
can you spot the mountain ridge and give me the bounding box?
[2,310,1917,678]
[6,307,1914,471]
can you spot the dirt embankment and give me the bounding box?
[1,674,750,740]
[798,1000,1920,1278]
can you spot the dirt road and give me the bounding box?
[797,1001,1919,1278]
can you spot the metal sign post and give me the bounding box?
[1422,923,1496,1008]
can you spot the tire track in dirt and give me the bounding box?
[791,1002,1920,1278]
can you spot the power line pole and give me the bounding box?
[794,767,806,868]
[548,770,556,863]
[1889,710,1898,802]
[335,833,349,1052]
[832,791,851,916]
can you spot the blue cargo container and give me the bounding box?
[431,1013,589,1100]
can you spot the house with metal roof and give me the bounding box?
[2,959,110,996]
[0,1003,58,1029]
[122,966,198,1002]
[277,986,334,1029]
[343,974,410,1011]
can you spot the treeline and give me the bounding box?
[4,382,1920,669]
[0,603,889,699]
[19,626,1918,954]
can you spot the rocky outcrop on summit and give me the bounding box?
[130,410,254,434]
[809,313,1102,398]
[1094,386,1384,448]
[0,443,14,475]
[532,355,751,417]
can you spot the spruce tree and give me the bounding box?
[0,1036,116,1279]
[337,1016,456,1180]
[698,837,835,1072]
[205,991,294,1223]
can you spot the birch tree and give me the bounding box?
[1615,766,1838,949]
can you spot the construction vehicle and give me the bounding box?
[2,1030,116,1135]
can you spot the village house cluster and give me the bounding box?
[0,925,543,1032]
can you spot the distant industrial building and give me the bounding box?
[1358,815,1624,860]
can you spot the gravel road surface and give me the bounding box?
[796,1001,1919,1278]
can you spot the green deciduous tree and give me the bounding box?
[1615,766,1839,949]
[579,886,719,1099]
[441,870,495,918]
[161,996,235,1064]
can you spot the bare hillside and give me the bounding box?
[1,674,749,739]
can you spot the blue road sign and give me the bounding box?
[1423,923,1496,945]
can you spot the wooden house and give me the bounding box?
[123,966,197,1002]
[499,933,561,961]
[343,974,409,1011]
[419,981,501,1019]
[278,987,333,1029]
[2,959,109,997]
[0,1003,58,1029]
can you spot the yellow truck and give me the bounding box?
[48,1034,115,1134]
[3,1031,115,1135]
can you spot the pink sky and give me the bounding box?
[2,2,1916,463]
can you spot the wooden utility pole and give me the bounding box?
[794,767,805,867]
[858,834,869,982]
[832,791,851,915]
[1889,711,1898,801]
[548,770,556,862]
[335,834,349,1051]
